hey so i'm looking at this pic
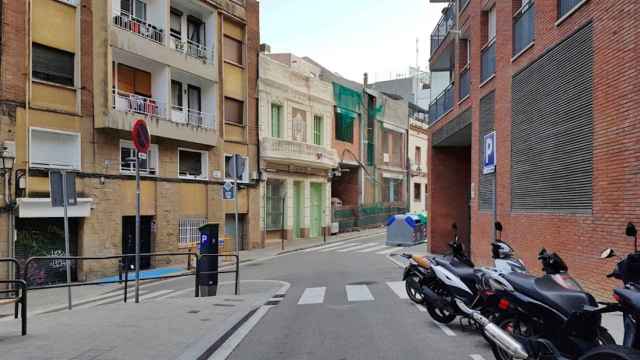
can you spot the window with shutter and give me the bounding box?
[271,104,282,138]
[32,43,75,87]
[313,115,323,145]
[225,97,244,124]
[223,36,243,65]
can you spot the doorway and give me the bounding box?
[225,214,247,251]
[310,183,324,238]
[122,216,153,270]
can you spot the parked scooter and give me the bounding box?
[401,222,526,324]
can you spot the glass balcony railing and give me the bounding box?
[430,5,456,56]
[513,2,535,56]
[428,83,454,125]
[458,0,470,12]
[459,67,470,100]
[481,40,496,83]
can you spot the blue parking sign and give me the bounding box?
[483,131,496,175]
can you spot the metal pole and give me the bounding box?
[493,165,497,242]
[135,153,141,303]
[281,195,285,251]
[234,156,240,259]
[62,171,72,310]
[323,208,327,244]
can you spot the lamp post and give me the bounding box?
[1,147,16,283]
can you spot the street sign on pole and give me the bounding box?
[131,119,149,304]
[222,181,235,200]
[50,170,73,310]
[483,131,496,175]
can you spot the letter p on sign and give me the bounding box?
[483,131,496,175]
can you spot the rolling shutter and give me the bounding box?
[479,92,495,211]
[511,23,593,213]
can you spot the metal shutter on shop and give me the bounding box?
[511,23,593,213]
[479,92,495,211]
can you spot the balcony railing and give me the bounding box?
[430,5,456,56]
[112,10,164,44]
[459,67,470,100]
[113,89,165,118]
[170,105,215,129]
[170,35,214,64]
[261,137,338,168]
[428,83,454,124]
[513,1,535,56]
[481,40,496,83]
[558,0,583,19]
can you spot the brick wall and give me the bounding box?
[0,0,26,104]
[428,0,640,298]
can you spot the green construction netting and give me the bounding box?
[333,82,362,113]
[335,107,355,142]
[369,100,384,120]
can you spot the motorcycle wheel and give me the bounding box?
[595,327,616,345]
[579,345,640,360]
[491,316,536,360]
[405,274,424,304]
[425,304,456,324]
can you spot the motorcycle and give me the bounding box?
[402,222,526,324]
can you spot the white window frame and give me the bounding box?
[224,154,250,183]
[178,148,208,180]
[119,140,159,176]
[488,6,497,42]
[178,217,207,248]
[29,127,81,170]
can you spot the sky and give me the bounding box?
[259,0,446,83]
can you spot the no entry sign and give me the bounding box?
[131,119,150,154]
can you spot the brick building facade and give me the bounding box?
[427,0,640,297]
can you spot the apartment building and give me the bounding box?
[0,0,260,282]
[257,52,337,242]
[427,0,640,296]
[408,104,429,213]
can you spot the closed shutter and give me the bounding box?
[134,68,152,97]
[479,92,495,211]
[511,23,593,213]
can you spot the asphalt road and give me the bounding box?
[227,233,495,360]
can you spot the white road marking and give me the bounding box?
[413,302,427,312]
[345,285,374,302]
[156,287,193,299]
[435,322,456,336]
[297,287,326,305]
[357,244,389,253]
[302,242,352,252]
[138,289,175,301]
[469,355,486,360]
[376,247,400,255]
[319,243,361,252]
[336,243,379,252]
[386,281,409,299]
[74,290,150,309]
[207,305,272,360]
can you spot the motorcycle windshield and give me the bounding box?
[551,274,583,291]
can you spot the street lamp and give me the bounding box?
[0,148,15,177]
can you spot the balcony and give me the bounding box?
[261,137,338,169]
[513,2,535,57]
[430,5,456,57]
[429,83,454,125]
[459,67,470,100]
[169,35,214,64]
[481,40,496,83]
[113,10,164,45]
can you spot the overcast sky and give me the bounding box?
[259,0,446,83]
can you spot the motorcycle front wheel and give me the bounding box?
[405,274,424,304]
[579,345,640,360]
[425,304,456,324]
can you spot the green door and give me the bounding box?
[310,183,323,238]
[293,181,303,239]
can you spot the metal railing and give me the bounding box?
[170,35,214,64]
[170,105,216,129]
[113,89,165,118]
[429,83,454,124]
[0,280,27,335]
[430,4,456,56]
[513,1,535,56]
[112,10,164,45]
[459,67,470,100]
[481,40,496,83]
[558,0,583,19]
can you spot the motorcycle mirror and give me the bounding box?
[626,223,637,238]
[600,248,616,259]
[451,223,458,231]
[494,222,503,232]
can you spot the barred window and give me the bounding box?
[178,218,207,247]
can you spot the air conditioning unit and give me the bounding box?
[383,153,390,163]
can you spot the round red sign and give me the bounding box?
[131,119,150,154]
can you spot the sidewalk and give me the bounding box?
[0,280,286,360]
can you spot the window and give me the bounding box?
[187,16,204,45]
[291,108,307,142]
[313,115,323,145]
[488,6,497,42]
[170,8,182,39]
[558,0,585,20]
[414,183,422,201]
[121,0,146,20]
[225,97,244,124]
[179,218,207,247]
[120,140,158,175]
[223,36,243,65]
[224,154,249,182]
[265,180,285,230]
[383,178,403,203]
[115,64,151,97]
[32,43,74,87]
[30,128,81,170]
[415,146,422,168]
[335,108,355,142]
[178,149,208,179]
[271,104,282,138]
[171,80,183,109]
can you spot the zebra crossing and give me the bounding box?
[296,281,409,306]
[302,241,402,255]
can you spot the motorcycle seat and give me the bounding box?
[614,288,640,313]
[434,258,478,291]
[502,272,596,317]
